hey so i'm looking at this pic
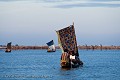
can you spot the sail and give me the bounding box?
[7,42,12,50]
[49,45,55,50]
[56,24,79,56]
[46,40,56,51]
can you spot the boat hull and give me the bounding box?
[61,59,83,68]
[47,49,56,52]
[5,49,11,52]
[47,50,56,52]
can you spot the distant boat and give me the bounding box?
[5,42,12,52]
[56,23,83,68]
[46,40,56,52]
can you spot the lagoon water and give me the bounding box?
[0,49,120,80]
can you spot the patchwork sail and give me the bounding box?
[56,23,83,68]
[46,40,56,52]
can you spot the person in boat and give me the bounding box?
[69,50,76,64]
[61,49,68,60]
[61,49,75,64]
[61,49,77,63]
[47,47,51,51]
[69,50,83,65]
[61,49,70,66]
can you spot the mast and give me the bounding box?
[73,22,74,26]
[72,23,79,56]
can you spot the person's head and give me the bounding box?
[64,49,68,53]
[69,51,72,55]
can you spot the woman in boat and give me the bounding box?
[61,49,69,60]
[60,49,71,67]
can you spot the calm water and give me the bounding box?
[0,49,120,80]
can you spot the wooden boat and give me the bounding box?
[56,23,83,68]
[5,42,12,52]
[46,40,56,52]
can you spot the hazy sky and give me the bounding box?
[0,0,120,46]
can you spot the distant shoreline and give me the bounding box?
[1,45,120,50]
